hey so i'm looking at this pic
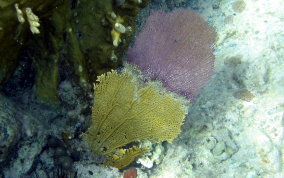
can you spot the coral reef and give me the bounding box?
[83,66,187,168]
[127,9,216,100]
[1,0,284,177]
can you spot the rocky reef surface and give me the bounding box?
[148,0,284,177]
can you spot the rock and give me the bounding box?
[0,93,21,164]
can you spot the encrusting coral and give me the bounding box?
[83,66,188,169]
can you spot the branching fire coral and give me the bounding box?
[83,66,187,168]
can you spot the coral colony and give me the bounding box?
[127,9,216,100]
[83,68,187,168]
[84,8,216,169]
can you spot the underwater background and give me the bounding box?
[0,0,283,177]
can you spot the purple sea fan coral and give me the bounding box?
[127,9,216,100]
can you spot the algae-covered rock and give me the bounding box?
[28,4,69,104]
[0,0,148,104]
[0,2,27,84]
[0,93,21,164]
[69,0,146,83]
[0,0,66,103]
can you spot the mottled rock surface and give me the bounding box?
[0,94,21,164]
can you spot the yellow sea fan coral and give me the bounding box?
[105,146,147,169]
[83,67,187,167]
